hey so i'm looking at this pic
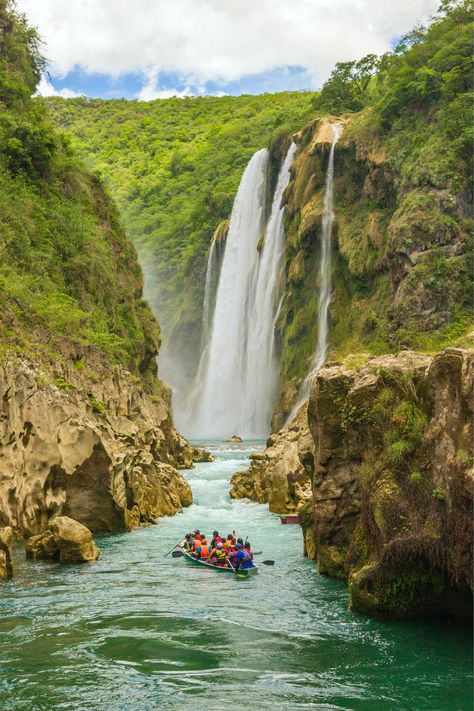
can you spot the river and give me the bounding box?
[1,443,472,710]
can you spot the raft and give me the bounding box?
[183,551,258,576]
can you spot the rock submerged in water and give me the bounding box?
[0,527,13,579]
[26,516,100,563]
[227,435,242,443]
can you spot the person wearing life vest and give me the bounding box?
[222,535,233,552]
[183,533,193,552]
[194,538,209,560]
[193,530,204,552]
[234,543,253,571]
[209,542,227,567]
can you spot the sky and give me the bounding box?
[17,0,440,100]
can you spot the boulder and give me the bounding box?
[227,435,242,442]
[0,527,13,579]
[26,516,100,563]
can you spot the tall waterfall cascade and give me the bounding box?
[179,143,296,439]
[287,123,341,424]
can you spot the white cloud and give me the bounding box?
[18,0,440,90]
[35,76,81,98]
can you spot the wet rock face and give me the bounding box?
[307,348,473,619]
[0,527,13,579]
[0,360,194,537]
[229,410,314,515]
[26,516,100,563]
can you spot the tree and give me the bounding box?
[0,0,45,108]
[315,53,380,114]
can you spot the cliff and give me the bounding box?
[274,112,472,423]
[229,409,313,514]
[0,358,194,537]
[0,3,197,546]
[305,347,473,618]
[235,348,473,619]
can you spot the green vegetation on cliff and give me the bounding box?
[45,92,316,338]
[276,0,472,411]
[0,1,160,375]
[43,1,472,416]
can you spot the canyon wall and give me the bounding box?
[0,358,196,537]
[234,348,473,619]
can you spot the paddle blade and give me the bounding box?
[171,550,184,558]
[262,560,275,566]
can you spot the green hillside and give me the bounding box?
[45,92,317,336]
[0,1,160,376]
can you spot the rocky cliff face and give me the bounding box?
[230,347,473,619]
[0,358,195,538]
[305,347,473,618]
[0,527,13,579]
[274,116,471,424]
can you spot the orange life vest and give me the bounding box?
[199,544,209,558]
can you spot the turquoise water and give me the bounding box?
[0,442,472,710]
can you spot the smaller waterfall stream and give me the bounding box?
[287,123,341,423]
[201,234,225,348]
[182,144,295,439]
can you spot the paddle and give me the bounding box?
[171,550,185,558]
[164,540,184,558]
[261,560,275,566]
[226,556,235,572]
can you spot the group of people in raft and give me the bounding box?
[180,530,254,571]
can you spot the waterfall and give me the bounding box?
[201,234,225,348]
[181,143,295,439]
[287,124,341,424]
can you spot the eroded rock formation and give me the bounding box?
[0,527,13,579]
[0,358,195,537]
[305,347,473,618]
[229,410,314,514]
[26,516,100,563]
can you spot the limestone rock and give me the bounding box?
[229,409,313,515]
[227,435,242,442]
[26,516,99,563]
[0,359,194,538]
[305,348,473,619]
[0,527,13,579]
